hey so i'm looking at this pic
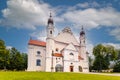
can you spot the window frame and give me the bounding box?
[36,59,41,66]
[37,51,41,55]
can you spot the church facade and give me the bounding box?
[27,13,89,72]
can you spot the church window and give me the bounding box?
[37,51,41,55]
[50,31,52,34]
[84,40,85,43]
[36,59,41,66]
[69,53,74,60]
[70,53,74,56]
[56,48,59,52]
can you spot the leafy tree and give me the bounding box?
[92,44,117,71]
[21,53,28,70]
[89,56,93,72]
[113,61,120,72]
[0,39,10,70]
[8,47,24,70]
[0,39,28,71]
[117,49,120,60]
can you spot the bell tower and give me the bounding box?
[80,27,85,47]
[46,12,55,72]
[79,26,89,72]
[47,12,54,38]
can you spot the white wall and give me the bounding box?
[27,45,46,71]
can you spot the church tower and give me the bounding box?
[79,27,89,72]
[80,27,85,47]
[46,12,55,71]
[47,12,54,38]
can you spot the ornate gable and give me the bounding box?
[64,43,78,51]
[54,27,79,46]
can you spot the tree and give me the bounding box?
[93,44,107,71]
[92,55,108,71]
[8,47,25,70]
[88,56,93,72]
[92,44,117,71]
[0,39,28,71]
[113,61,120,72]
[21,53,28,70]
[0,39,10,70]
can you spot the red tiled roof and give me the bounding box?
[53,53,63,57]
[78,56,84,60]
[28,40,46,47]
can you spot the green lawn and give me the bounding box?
[0,72,120,80]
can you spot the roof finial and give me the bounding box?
[50,10,52,18]
[80,25,85,35]
[81,25,84,30]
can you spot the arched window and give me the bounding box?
[55,64,63,72]
[79,66,83,72]
[69,53,74,60]
[50,31,52,34]
[37,51,41,55]
[56,48,59,52]
[70,53,74,56]
[36,59,41,66]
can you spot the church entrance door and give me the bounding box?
[55,64,63,72]
[70,66,74,72]
[79,66,83,72]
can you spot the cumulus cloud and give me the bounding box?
[1,0,120,30]
[1,0,120,41]
[109,27,120,41]
[58,7,120,30]
[30,29,46,41]
[103,43,120,49]
[0,0,52,29]
[76,1,100,8]
[6,46,12,50]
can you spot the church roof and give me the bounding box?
[28,40,46,47]
[53,53,63,57]
[54,27,79,46]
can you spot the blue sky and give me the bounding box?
[0,0,120,53]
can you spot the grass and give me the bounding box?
[0,71,120,80]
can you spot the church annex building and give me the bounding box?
[27,13,89,72]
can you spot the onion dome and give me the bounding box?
[48,12,54,24]
[80,27,85,35]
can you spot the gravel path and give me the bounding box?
[82,72,120,76]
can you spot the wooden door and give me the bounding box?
[70,66,74,72]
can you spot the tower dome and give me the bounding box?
[48,12,54,24]
[80,27,85,35]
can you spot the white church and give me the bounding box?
[27,13,89,72]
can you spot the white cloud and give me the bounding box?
[86,40,94,57]
[1,0,120,30]
[30,26,60,41]
[77,2,89,8]
[103,43,120,49]
[6,46,12,50]
[76,2,100,8]
[110,27,120,41]
[58,7,120,30]
[1,0,120,41]
[0,0,52,29]
[30,29,46,41]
